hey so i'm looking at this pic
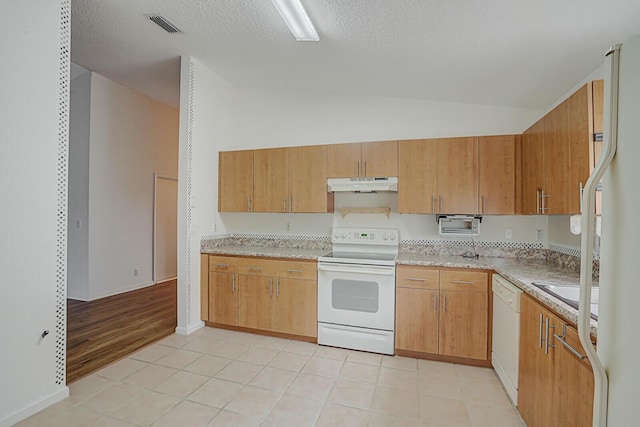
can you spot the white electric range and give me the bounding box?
[317,228,399,355]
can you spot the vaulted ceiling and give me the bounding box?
[71,0,640,109]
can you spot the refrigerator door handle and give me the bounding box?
[579,43,622,427]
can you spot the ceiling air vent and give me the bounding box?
[147,15,183,34]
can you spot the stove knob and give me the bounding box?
[390,234,397,241]
[382,233,388,240]
[341,233,347,239]
[334,232,340,239]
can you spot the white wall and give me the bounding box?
[67,73,179,300]
[0,1,69,425]
[548,215,581,250]
[68,71,92,300]
[177,57,237,333]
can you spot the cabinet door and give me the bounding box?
[209,272,238,325]
[275,278,317,337]
[437,137,479,214]
[522,119,545,214]
[543,102,571,214]
[478,135,515,214]
[517,295,554,427]
[253,148,288,212]
[395,287,438,353]
[326,143,361,178]
[398,139,438,214]
[218,150,253,212]
[438,290,488,360]
[238,274,275,331]
[568,84,593,214]
[361,140,398,177]
[552,322,594,427]
[200,254,209,321]
[288,145,328,213]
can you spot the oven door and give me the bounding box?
[317,262,396,331]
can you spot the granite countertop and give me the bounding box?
[202,242,597,338]
[201,245,329,260]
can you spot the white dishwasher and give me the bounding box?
[491,274,522,405]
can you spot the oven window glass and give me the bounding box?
[331,279,379,313]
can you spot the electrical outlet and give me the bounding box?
[286,222,291,232]
[536,229,544,241]
[505,228,513,240]
[213,223,217,233]
[134,268,139,276]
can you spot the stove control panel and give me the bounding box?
[331,228,399,245]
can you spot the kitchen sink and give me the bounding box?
[532,283,599,320]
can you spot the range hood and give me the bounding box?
[327,177,398,193]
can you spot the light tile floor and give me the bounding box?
[17,328,524,426]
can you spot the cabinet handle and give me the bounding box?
[538,312,544,348]
[442,292,446,313]
[536,190,541,214]
[433,292,437,312]
[283,197,286,212]
[579,182,584,213]
[216,263,229,268]
[232,274,236,292]
[432,196,436,213]
[289,196,292,212]
[269,278,273,296]
[363,160,367,177]
[248,266,262,271]
[451,280,475,285]
[276,278,280,296]
[541,190,549,213]
[481,195,486,214]
[406,277,427,282]
[247,197,251,212]
[554,325,587,360]
[287,269,304,273]
[544,317,555,354]
[356,161,359,177]
[440,196,443,213]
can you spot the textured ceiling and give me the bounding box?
[71,0,640,109]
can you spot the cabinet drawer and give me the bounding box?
[238,258,276,276]
[440,270,488,292]
[396,266,439,289]
[275,260,317,280]
[209,256,239,273]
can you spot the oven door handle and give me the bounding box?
[317,263,395,276]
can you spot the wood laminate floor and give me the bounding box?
[66,279,177,383]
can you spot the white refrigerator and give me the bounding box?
[589,34,640,426]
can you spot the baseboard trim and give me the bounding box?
[175,321,204,335]
[0,386,69,427]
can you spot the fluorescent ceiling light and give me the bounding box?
[271,0,319,41]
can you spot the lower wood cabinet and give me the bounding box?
[518,294,594,427]
[201,254,317,339]
[395,265,489,362]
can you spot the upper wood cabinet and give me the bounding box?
[221,145,330,213]
[253,148,288,213]
[522,119,545,214]
[479,135,516,214]
[521,80,604,215]
[438,137,479,214]
[327,140,398,178]
[543,101,572,214]
[398,139,438,213]
[219,150,254,212]
[287,145,329,213]
[398,137,478,214]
